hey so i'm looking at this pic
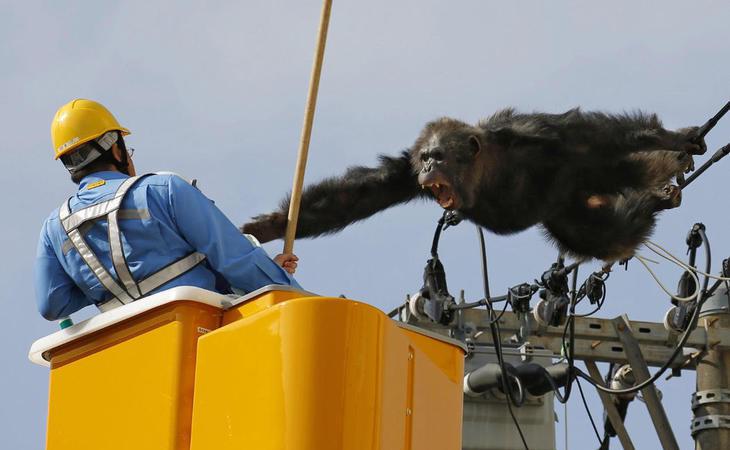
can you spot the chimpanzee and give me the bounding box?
[243,108,705,262]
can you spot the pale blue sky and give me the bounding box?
[2,1,729,448]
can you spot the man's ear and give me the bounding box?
[468,135,482,157]
[110,143,124,163]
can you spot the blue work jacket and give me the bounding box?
[35,171,300,320]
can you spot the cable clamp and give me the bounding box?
[691,389,730,409]
[691,414,730,436]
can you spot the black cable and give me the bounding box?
[492,297,511,323]
[600,364,615,448]
[576,292,707,394]
[477,226,529,449]
[575,283,607,318]
[557,265,580,402]
[699,228,711,294]
[559,317,575,401]
[448,294,509,311]
[430,215,446,258]
[535,364,568,404]
[575,377,603,445]
[477,227,492,299]
[386,306,401,318]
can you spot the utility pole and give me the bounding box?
[693,285,730,449]
[400,217,730,449]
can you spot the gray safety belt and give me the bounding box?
[59,174,206,312]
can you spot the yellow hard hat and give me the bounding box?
[51,99,131,159]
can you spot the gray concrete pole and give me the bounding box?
[694,289,730,450]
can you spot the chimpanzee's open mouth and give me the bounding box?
[429,182,457,209]
[419,177,459,210]
[419,169,461,209]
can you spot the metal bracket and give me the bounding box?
[691,389,730,409]
[584,360,635,450]
[450,308,707,369]
[612,315,680,450]
[691,415,730,436]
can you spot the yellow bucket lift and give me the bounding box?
[29,286,465,450]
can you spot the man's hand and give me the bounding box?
[274,253,299,275]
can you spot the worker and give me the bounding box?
[35,99,301,321]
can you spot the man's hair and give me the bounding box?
[68,134,129,184]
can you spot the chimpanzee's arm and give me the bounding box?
[481,108,705,158]
[242,151,426,243]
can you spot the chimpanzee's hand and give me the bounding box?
[242,212,287,243]
[677,127,707,155]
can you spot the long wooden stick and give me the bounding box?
[283,0,333,254]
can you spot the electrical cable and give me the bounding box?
[576,230,715,395]
[698,229,711,294]
[552,264,581,404]
[565,265,580,402]
[635,255,700,302]
[577,283,705,394]
[575,377,603,445]
[646,240,730,282]
[559,318,575,402]
[493,298,511,323]
[448,294,508,310]
[575,279,607,318]
[575,298,604,318]
[386,306,401,318]
[477,226,529,450]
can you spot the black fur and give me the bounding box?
[243,108,704,261]
[243,152,428,243]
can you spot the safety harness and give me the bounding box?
[58,174,206,312]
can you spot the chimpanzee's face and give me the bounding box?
[413,119,482,211]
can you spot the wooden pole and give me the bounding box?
[283,0,333,254]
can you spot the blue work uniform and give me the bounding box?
[35,171,300,321]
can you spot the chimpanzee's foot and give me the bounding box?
[656,184,682,210]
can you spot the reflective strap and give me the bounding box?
[243,233,262,248]
[61,211,148,255]
[62,222,93,254]
[66,228,135,305]
[60,200,117,231]
[58,173,206,310]
[60,176,141,231]
[118,209,150,220]
[138,252,206,295]
[58,179,143,305]
[108,209,141,298]
[96,298,125,313]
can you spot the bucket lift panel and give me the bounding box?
[189,294,466,450]
[29,287,228,450]
[30,287,465,450]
